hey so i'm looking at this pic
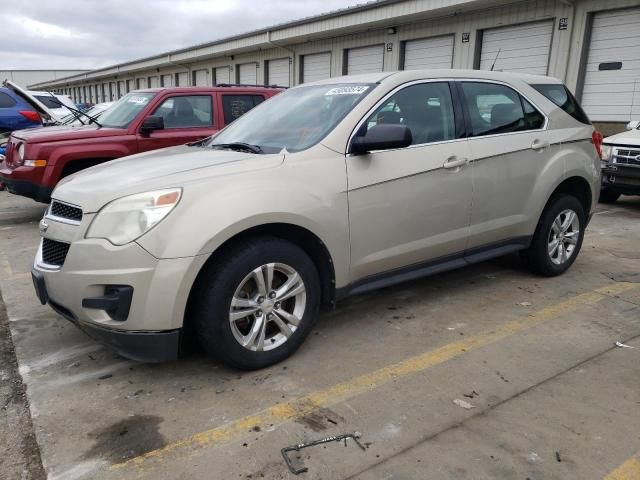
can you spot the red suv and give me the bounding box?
[1,86,282,202]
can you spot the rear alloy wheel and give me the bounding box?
[193,237,320,370]
[521,194,585,277]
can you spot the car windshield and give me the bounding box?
[99,93,156,128]
[204,83,375,153]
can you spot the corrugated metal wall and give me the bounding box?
[41,0,640,126]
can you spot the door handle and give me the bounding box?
[531,139,550,151]
[443,156,468,169]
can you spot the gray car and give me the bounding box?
[32,70,600,369]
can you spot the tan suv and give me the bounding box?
[32,70,601,369]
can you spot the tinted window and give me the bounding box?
[0,92,17,108]
[34,95,63,108]
[531,84,591,125]
[364,82,456,145]
[152,95,213,128]
[461,82,544,136]
[222,95,265,124]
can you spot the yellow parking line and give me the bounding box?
[112,282,637,475]
[605,455,640,480]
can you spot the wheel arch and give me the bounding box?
[547,175,593,218]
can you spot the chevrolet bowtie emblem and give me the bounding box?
[39,219,49,233]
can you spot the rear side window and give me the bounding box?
[531,84,591,125]
[0,92,17,108]
[460,82,545,137]
[34,95,63,109]
[222,95,265,124]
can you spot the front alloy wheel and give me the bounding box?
[230,263,306,352]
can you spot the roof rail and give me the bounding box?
[215,83,288,89]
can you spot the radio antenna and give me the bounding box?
[490,48,502,71]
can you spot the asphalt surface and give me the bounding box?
[0,190,639,480]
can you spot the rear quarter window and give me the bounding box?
[0,92,17,108]
[531,84,591,125]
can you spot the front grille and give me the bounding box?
[613,148,640,167]
[50,201,83,222]
[41,238,70,267]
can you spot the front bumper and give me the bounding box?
[32,224,205,362]
[602,165,640,195]
[0,175,52,202]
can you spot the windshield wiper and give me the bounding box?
[45,90,102,127]
[209,142,263,154]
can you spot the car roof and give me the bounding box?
[132,86,285,94]
[302,69,563,87]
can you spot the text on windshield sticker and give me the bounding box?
[325,86,369,96]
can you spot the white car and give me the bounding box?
[27,90,75,119]
[599,120,640,203]
[60,102,114,126]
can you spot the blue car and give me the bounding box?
[0,87,42,134]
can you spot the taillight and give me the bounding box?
[19,110,41,123]
[592,130,604,159]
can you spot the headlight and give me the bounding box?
[86,188,182,245]
[17,143,25,161]
[600,144,612,162]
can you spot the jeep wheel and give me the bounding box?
[193,237,320,370]
[598,188,620,204]
[521,194,586,277]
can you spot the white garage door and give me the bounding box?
[267,58,290,87]
[581,8,640,122]
[194,69,209,86]
[137,77,147,89]
[215,67,231,85]
[148,76,159,88]
[479,20,553,75]
[161,74,172,87]
[176,72,188,86]
[347,45,384,75]
[118,81,125,98]
[404,35,454,70]
[239,63,257,85]
[302,52,331,83]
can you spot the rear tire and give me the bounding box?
[598,188,620,204]
[192,237,320,370]
[521,194,585,277]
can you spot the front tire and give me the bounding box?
[521,194,586,277]
[599,188,620,204]
[192,237,320,370]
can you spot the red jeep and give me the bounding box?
[0,86,282,202]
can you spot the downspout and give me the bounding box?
[266,30,296,86]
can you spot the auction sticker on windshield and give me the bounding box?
[127,96,150,105]
[325,86,370,96]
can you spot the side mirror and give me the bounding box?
[140,116,164,135]
[626,120,640,131]
[350,124,412,155]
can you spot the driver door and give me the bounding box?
[347,81,473,283]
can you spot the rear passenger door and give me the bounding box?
[137,94,217,152]
[458,81,550,250]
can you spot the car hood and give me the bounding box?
[11,124,127,143]
[52,145,285,212]
[3,80,61,124]
[604,128,640,147]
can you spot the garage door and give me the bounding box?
[137,77,147,89]
[347,45,384,75]
[194,69,208,86]
[479,20,553,75]
[267,58,290,87]
[176,72,188,87]
[239,63,257,85]
[403,35,454,70]
[302,52,331,83]
[118,81,125,98]
[581,8,640,122]
[215,67,231,85]
[161,74,172,87]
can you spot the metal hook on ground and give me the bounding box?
[281,432,366,475]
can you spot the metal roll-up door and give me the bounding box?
[403,35,454,70]
[118,81,125,98]
[137,77,147,89]
[176,72,188,86]
[267,58,290,87]
[148,76,159,88]
[479,20,553,75]
[161,74,172,87]
[347,45,384,75]
[302,52,331,83]
[581,8,640,122]
[194,69,208,86]
[239,63,257,84]
[215,67,231,85]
